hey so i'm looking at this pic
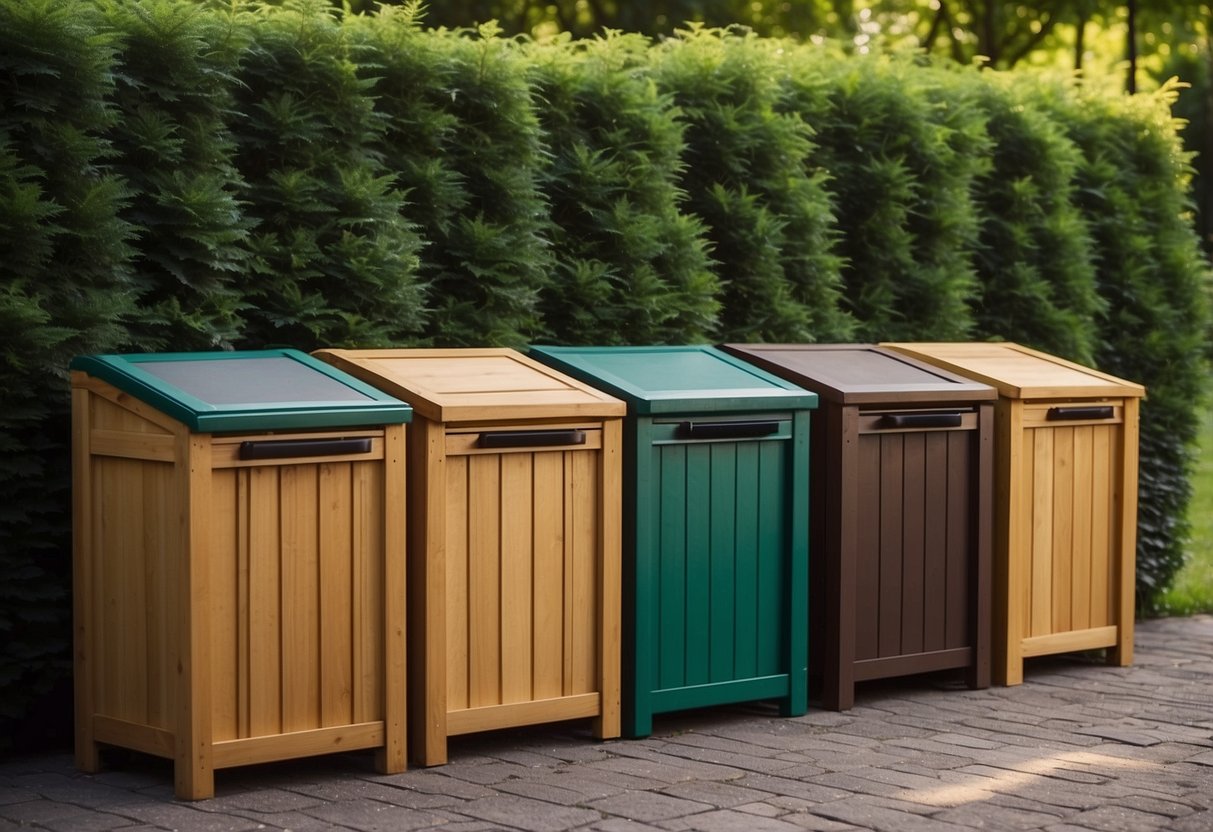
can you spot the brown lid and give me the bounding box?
[719,344,996,405]
[880,342,1146,400]
[313,348,626,423]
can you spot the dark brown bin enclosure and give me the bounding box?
[722,344,997,710]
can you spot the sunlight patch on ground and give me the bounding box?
[893,750,1160,807]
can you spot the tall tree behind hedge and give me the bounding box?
[650,28,853,343]
[102,0,252,352]
[529,32,719,345]
[797,52,983,342]
[0,0,135,745]
[228,0,424,351]
[967,76,1102,363]
[1055,81,1211,612]
[357,12,551,348]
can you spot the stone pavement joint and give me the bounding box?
[3,616,1213,830]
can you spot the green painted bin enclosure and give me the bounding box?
[71,350,412,799]
[529,345,818,737]
[721,344,996,710]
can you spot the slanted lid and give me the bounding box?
[313,348,625,423]
[880,342,1146,400]
[528,345,818,415]
[720,344,996,406]
[70,349,412,432]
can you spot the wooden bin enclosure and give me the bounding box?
[528,346,818,738]
[71,350,412,800]
[881,342,1145,686]
[313,349,625,766]
[721,344,996,710]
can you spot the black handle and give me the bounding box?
[478,429,586,449]
[880,412,963,430]
[677,420,780,440]
[1047,406,1114,421]
[239,437,372,460]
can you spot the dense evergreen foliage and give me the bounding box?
[1,0,1208,744]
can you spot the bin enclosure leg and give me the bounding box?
[593,418,623,740]
[177,434,215,800]
[1109,396,1139,668]
[995,400,1026,686]
[72,386,101,775]
[378,423,408,774]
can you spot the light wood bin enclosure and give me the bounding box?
[882,342,1145,686]
[71,350,412,800]
[313,348,625,767]
[721,344,996,711]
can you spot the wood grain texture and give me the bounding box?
[74,376,402,798]
[413,415,619,765]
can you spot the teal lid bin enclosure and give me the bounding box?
[71,349,411,799]
[529,345,818,737]
[70,349,412,432]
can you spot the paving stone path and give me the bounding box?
[4,615,1213,831]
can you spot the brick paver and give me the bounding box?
[3,615,1212,830]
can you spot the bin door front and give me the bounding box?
[853,409,982,666]
[207,429,394,742]
[635,414,801,714]
[1018,401,1127,640]
[442,423,606,716]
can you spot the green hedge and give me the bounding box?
[1,1,1209,744]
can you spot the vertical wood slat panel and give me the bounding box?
[446,456,469,711]
[352,462,384,725]
[922,432,949,653]
[144,462,176,732]
[1090,425,1113,626]
[733,443,760,682]
[755,440,785,678]
[468,455,501,709]
[248,466,281,738]
[570,449,598,695]
[209,470,238,741]
[1070,427,1094,631]
[236,470,251,738]
[855,435,881,662]
[1030,430,1053,637]
[532,452,565,701]
[1051,429,1075,633]
[97,459,146,723]
[1014,422,1032,650]
[280,466,320,734]
[709,444,737,683]
[878,435,904,659]
[319,463,353,728]
[500,454,534,705]
[560,453,575,695]
[900,433,926,656]
[944,430,971,650]
[658,445,688,691]
[684,446,711,687]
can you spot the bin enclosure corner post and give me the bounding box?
[594,417,623,740]
[969,401,995,691]
[783,408,812,718]
[409,417,448,767]
[994,397,1025,686]
[1111,396,1140,667]
[178,432,215,800]
[72,381,99,775]
[625,416,656,739]
[820,404,859,711]
[378,422,408,774]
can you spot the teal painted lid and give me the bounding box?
[528,345,818,415]
[71,349,412,432]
